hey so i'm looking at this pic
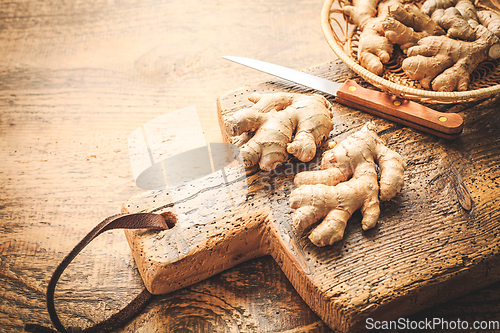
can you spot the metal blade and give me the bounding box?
[222,56,343,97]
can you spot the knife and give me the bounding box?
[222,56,464,140]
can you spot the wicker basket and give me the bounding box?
[321,0,500,103]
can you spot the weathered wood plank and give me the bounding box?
[2,0,500,331]
[125,59,500,332]
[0,0,338,331]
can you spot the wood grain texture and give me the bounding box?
[335,80,464,138]
[0,0,335,331]
[217,61,500,332]
[1,0,500,332]
[125,59,500,332]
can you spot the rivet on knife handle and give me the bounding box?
[335,80,464,139]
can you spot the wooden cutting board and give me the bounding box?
[122,60,500,332]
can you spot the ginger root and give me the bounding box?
[389,3,445,36]
[380,0,500,91]
[421,0,458,15]
[290,122,405,247]
[343,0,500,91]
[478,10,500,38]
[430,6,477,40]
[342,0,402,75]
[402,24,500,91]
[383,4,445,52]
[382,4,445,53]
[421,0,479,40]
[225,92,334,171]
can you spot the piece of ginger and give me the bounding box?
[421,0,459,16]
[383,4,445,52]
[342,0,402,75]
[431,7,477,40]
[402,24,500,91]
[225,92,333,171]
[478,10,500,38]
[343,0,500,92]
[389,3,445,37]
[290,122,405,247]
[422,0,479,41]
[380,0,500,92]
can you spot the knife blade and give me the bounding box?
[222,56,464,140]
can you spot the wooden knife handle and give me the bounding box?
[335,80,464,139]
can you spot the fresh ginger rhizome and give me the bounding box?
[225,92,406,246]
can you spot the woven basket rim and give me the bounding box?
[320,0,500,103]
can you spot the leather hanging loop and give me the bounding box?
[25,212,171,333]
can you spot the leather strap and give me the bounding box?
[25,212,172,333]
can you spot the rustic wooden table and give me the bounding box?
[1,1,499,332]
